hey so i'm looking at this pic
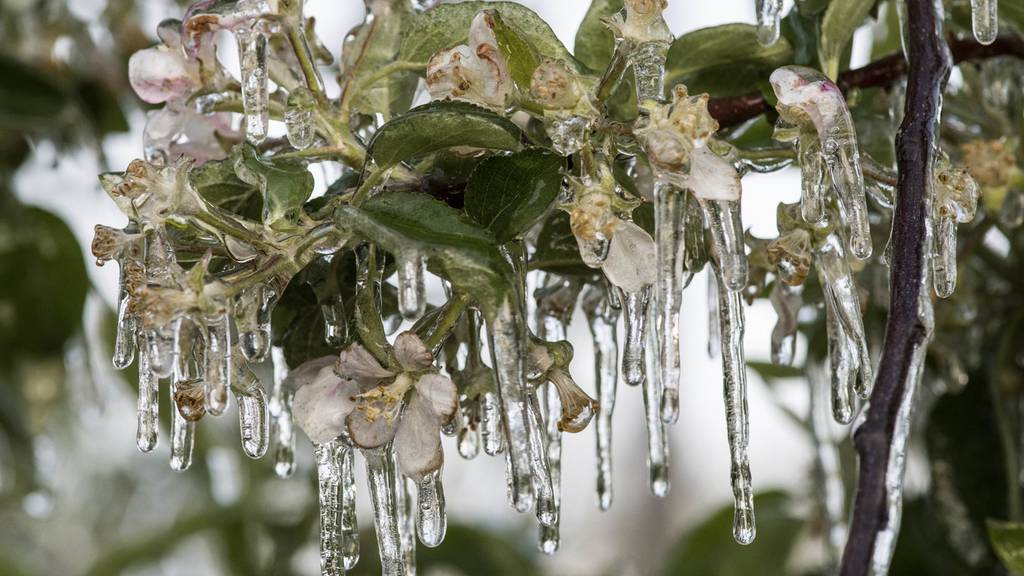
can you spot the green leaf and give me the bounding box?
[870,0,901,59]
[819,0,877,79]
[780,7,821,68]
[189,158,262,220]
[235,144,314,228]
[796,0,831,16]
[659,491,802,576]
[0,206,87,355]
[338,191,512,315]
[664,24,794,98]
[574,0,623,73]
[341,0,418,117]
[399,1,573,66]
[0,55,71,131]
[530,212,597,277]
[367,101,522,168]
[488,10,541,88]
[464,148,564,243]
[747,361,804,381]
[989,521,1024,575]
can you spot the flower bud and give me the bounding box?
[128,45,201,104]
[767,229,813,286]
[425,12,510,108]
[530,58,582,110]
[635,85,718,173]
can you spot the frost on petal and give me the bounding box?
[414,373,458,423]
[336,342,393,387]
[394,393,444,480]
[394,332,433,371]
[680,146,742,201]
[128,46,200,104]
[292,362,359,444]
[602,219,657,293]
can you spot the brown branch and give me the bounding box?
[839,0,951,574]
[709,34,1022,128]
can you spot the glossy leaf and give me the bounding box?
[236,144,314,228]
[367,101,522,168]
[341,0,418,117]
[989,521,1024,575]
[574,0,623,73]
[664,24,794,98]
[819,0,876,79]
[464,148,564,243]
[488,10,541,88]
[530,211,597,277]
[189,157,262,220]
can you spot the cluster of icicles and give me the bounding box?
[98,3,990,576]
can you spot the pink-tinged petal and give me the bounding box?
[292,364,359,444]
[394,393,444,480]
[283,355,335,392]
[394,331,432,371]
[346,405,400,449]
[336,342,393,386]
[414,373,457,422]
[128,46,200,104]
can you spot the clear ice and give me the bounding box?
[236,24,269,145]
[315,439,346,576]
[270,347,296,478]
[136,345,159,453]
[286,86,316,150]
[365,446,406,576]
[398,252,425,321]
[755,0,783,45]
[653,182,687,424]
[204,312,232,416]
[816,231,873,400]
[970,0,998,45]
[170,379,196,472]
[232,358,269,459]
[641,300,669,497]
[416,468,446,548]
[621,288,649,386]
[582,285,620,511]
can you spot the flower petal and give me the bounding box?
[346,405,400,449]
[414,373,458,422]
[336,342,393,387]
[283,355,335,392]
[601,219,656,293]
[128,46,200,104]
[394,331,433,371]
[292,365,359,445]
[395,393,444,480]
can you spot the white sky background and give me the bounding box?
[10,0,886,574]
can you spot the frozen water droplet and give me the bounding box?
[755,0,783,45]
[547,116,590,156]
[232,363,269,459]
[712,261,755,544]
[170,379,196,471]
[236,25,269,145]
[398,253,425,320]
[286,86,315,150]
[146,325,176,379]
[269,347,296,478]
[204,312,232,416]
[629,41,669,103]
[970,0,998,45]
[621,288,649,386]
[480,390,504,456]
[457,409,480,459]
[416,468,447,547]
[539,523,560,555]
[136,346,159,453]
[582,286,619,511]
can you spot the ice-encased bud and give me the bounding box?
[767,229,813,286]
[128,44,201,104]
[601,219,657,293]
[546,369,599,433]
[603,0,672,45]
[530,58,584,111]
[635,85,719,174]
[425,12,511,109]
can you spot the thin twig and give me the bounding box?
[839,1,951,574]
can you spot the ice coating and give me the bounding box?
[621,287,650,386]
[769,282,801,367]
[269,347,296,478]
[931,159,980,298]
[397,252,425,320]
[970,0,998,45]
[653,182,686,424]
[642,300,669,497]
[700,199,747,292]
[136,346,160,453]
[770,66,872,260]
[235,24,269,145]
[582,285,620,510]
[416,468,446,547]
[204,312,232,416]
[170,379,196,471]
[286,86,316,150]
[755,0,783,45]
[365,446,407,575]
[315,439,346,576]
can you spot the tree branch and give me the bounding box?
[709,35,1022,128]
[839,0,951,574]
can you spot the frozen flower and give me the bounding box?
[91,225,144,266]
[635,85,718,173]
[934,162,980,224]
[340,333,457,480]
[129,44,201,104]
[602,0,671,45]
[675,146,742,201]
[134,284,201,329]
[182,0,277,57]
[99,158,205,226]
[144,104,233,165]
[173,378,207,421]
[767,228,813,286]
[960,138,1015,189]
[530,58,585,111]
[526,339,598,433]
[289,356,360,445]
[769,66,848,139]
[426,11,511,109]
[601,219,657,292]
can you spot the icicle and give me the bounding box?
[654,182,686,424]
[808,362,847,568]
[707,271,720,358]
[113,288,137,369]
[169,379,196,472]
[621,288,649,386]
[136,344,159,453]
[641,301,669,497]
[712,261,755,545]
[269,347,296,478]
[816,231,873,399]
[970,0,998,45]
[365,446,406,576]
[480,390,504,456]
[315,439,345,576]
[416,468,446,548]
[322,295,348,346]
[232,359,269,459]
[825,298,856,425]
[527,388,557,529]
[236,24,269,145]
[798,134,827,224]
[582,286,620,511]
[931,158,980,298]
[204,311,232,416]
[238,285,275,363]
[486,299,535,513]
[398,252,425,320]
[397,474,417,576]
[630,40,669,103]
[755,0,783,45]
[534,381,561,554]
[456,402,480,459]
[286,86,315,150]
[340,444,359,569]
[700,199,747,292]
[931,211,958,299]
[769,282,802,367]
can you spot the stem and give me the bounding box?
[352,61,427,96]
[355,245,394,367]
[839,0,950,574]
[286,21,326,104]
[709,35,1022,128]
[351,167,388,206]
[423,293,470,351]
[191,209,276,253]
[595,42,630,107]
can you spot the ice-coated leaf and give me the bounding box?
[400,1,573,66]
[574,0,623,73]
[464,148,564,243]
[989,521,1024,575]
[488,11,541,88]
[818,0,876,78]
[367,101,522,169]
[531,212,601,277]
[189,157,262,220]
[337,191,513,316]
[664,24,793,98]
[235,144,314,228]
[341,0,418,117]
